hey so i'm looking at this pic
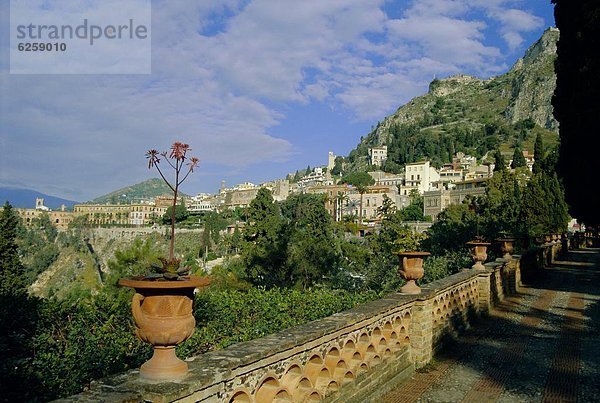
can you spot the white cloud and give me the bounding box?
[0,0,550,199]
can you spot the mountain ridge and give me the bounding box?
[345,27,560,172]
[0,187,80,209]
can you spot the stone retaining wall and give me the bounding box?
[61,241,564,403]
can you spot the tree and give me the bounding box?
[0,202,27,295]
[399,190,425,222]
[331,156,344,176]
[510,146,527,169]
[339,172,375,225]
[425,203,478,255]
[376,194,396,220]
[480,169,523,238]
[241,188,286,287]
[520,173,552,238]
[161,203,188,224]
[293,170,302,182]
[552,0,600,226]
[532,132,544,174]
[281,194,340,289]
[32,212,58,242]
[518,172,568,238]
[200,223,212,258]
[335,192,349,222]
[493,149,506,172]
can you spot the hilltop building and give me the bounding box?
[328,152,336,171]
[399,161,440,195]
[368,146,388,167]
[73,199,167,226]
[188,193,217,213]
[368,171,405,187]
[16,198,74,229]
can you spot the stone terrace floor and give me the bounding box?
[382,248,600,403]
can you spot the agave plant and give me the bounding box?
[146,142,199,280]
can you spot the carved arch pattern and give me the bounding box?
[431,279,478,344]
[227,308,412,402]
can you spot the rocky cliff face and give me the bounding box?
[366,28,559,148]
[505,28,559,130]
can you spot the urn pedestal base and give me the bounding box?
[400,279,421,295]
[141,346,188,380]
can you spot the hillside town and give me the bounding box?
[16,147,533,230]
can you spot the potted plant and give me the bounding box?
[392,228,429,294]
[119,142,210,381]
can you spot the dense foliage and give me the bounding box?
[552,0,600,226]
[0,144,572,400]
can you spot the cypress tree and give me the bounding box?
[510,146,527,169]
[493,149,506,172]
[0,202,27,295]
[520,174,550,238]
[532,133,544,174]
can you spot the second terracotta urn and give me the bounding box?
[394,251,430,294]
[496,237,515,260]
[466,240,491,270]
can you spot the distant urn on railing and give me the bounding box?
[466,236,490,270]
[392,230,429,294]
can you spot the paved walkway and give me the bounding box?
[382,248,600,403]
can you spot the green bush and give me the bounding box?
[178,287,378,356]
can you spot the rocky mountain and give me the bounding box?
[346,28,559,172]
[87,178,189,204]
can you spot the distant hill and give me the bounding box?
[345,28,560,172]
[87,178,189,204]
[0,187,80,209]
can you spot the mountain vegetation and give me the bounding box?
[87,178,189,204]
[343,28,560,174]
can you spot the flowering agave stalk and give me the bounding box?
[146,142,199,272]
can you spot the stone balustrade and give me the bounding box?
[61,241,565,403]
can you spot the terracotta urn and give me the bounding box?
[393,251,430,294]
[544,234,553,244]
[496,237,515,260]
[119,275,210,380]
[466,241,491,270]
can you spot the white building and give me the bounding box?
[188,193,217,212]
[328,152,336,171]
[400,161,440,195]
[368,146,388,167]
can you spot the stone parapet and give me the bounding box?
[62,256,528,403]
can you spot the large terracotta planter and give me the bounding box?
[466,241,491,270]
[119,275,210,380]
[393,251,430,294]
[496,237,515,260]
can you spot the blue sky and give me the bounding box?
[0,0,555,201]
